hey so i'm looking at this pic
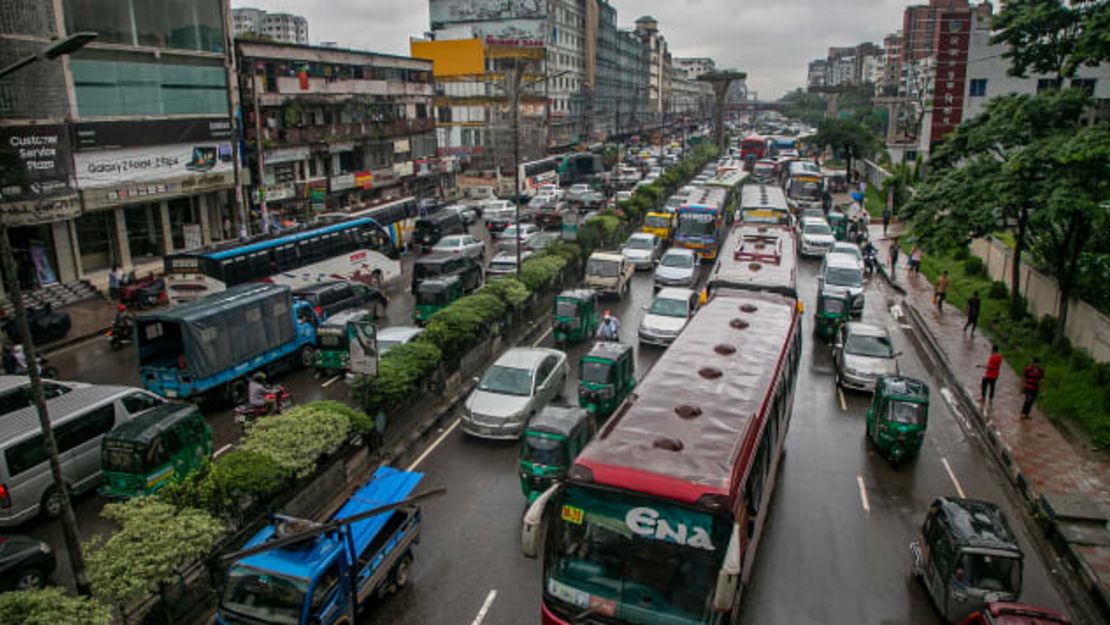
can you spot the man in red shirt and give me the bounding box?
[979,345,1003,406]
[1021,357,1046,419]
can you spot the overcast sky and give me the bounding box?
[234,0,917,99]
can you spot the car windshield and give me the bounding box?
[221,565,307,625]
[649,297,688,318]
[580,360,613,384]
[826,266,863,287]
[645,215,669,229]
[888,401,927,425]
[479,365,533,396]
[523,435,564,467]
[677,212,717,236]
[956,552,1022,594]
[660,252,694,269]
[544,485,730,625]
[555,299,580,318]
[588,259,620,277]
[102,440,145,472]
[804,222,832,236]
[845,333,893,358]
[626,237,654,250]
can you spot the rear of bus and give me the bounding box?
[164,254,220,305]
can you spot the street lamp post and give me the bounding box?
[0,31,98,596]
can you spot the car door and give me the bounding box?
[465,236,483,260]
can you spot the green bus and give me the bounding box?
[100,403,211,499]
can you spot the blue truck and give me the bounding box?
[217,467,425,625]
[136,283,319,402]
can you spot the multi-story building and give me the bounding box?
[635,15,670,118]
[807,59,828,88]
[232,8,309,45]
[880,31,903,96]
[594,0,620,139]
[674,57,715,80]
[237,41,440,218]
[0,0,240,294]
[614,28,651,134]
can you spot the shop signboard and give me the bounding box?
[264,146,310,164]
[259,183,295,202]
[393,139,411,154]
[74,142,235,189]
[331,173,356,192]
[0,124,75,201]
[392,161,414,178]
[183,224,203,251]
[355,170,373,189]
[307,181,327,211]
[430,0,546,24]
[73,118,232,150]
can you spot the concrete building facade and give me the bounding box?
[232,8,309,45]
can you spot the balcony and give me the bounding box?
[247,119,436,147]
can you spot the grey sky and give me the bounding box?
[234,0,917,98]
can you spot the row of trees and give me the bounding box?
[903,0,1110,344]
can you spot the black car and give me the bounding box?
[293,280,387,319]
[0,535,55,591]
[414,211,466,251]
[412,253,483,293]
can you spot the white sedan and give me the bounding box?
[431,234,485,261]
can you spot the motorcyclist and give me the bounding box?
[113,304,134,338]
[596,310,621,342]
[248,372,276,414]
[861,239,878,276]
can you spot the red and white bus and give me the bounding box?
[739,135,768,170]
[523,290,802,625]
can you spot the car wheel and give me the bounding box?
[40,487,65,520]
[392,554,413,592]
[228,378,248,406]
[300,345,316,368]
[15,567,46,591]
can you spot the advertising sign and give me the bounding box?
[0,124,74,201]
[430,0,546,24]
[348,319,378,376]
[74,118,232,150]
[183,224,203,251]
[331,173,356,192]
[74,142,234,189]
[471,20,545,46]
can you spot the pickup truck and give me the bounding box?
[217,467,426,625]
[137,283,319,403]
[585,251,634,297]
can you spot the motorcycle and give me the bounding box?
[107,323,135,351]
[234,385,294,426]
[863,247,879,277]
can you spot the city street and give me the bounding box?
[359,254,1072,624]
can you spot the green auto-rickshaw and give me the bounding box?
[413,275,464,326]
[100,403,211,499]
[519,406,595,503]
[815,287,852,344]
[553,289,599,345]
[866,375,930,463]
[315,309,374,374]
[578,342,635,421]
[827,210,848,240]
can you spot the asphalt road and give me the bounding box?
[360,255,1074,624]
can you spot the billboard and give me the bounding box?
[74,142,234,189]
[73,118,232,150]
[411,39,485,77]
[0,124,75,201]
[430,0,546,24]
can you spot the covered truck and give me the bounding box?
[137,283,319,402]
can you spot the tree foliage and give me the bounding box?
[476,276,530,308]
[0,588,112,625]
[991,0,1109,80]
[780,89,826,126]
[813,117,879,173]
[85,498,223,606]
[356,340,442,414]
[158,450,285,519]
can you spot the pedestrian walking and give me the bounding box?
[882,207,892,235]
[889,240,900,276]
[858,180,867,196]
[1021,357,1045,419]
[978,344,1002,406]
[934,271,950,313]
[108,265,122,300]
[909,246,923,275]
[964,291,981,336]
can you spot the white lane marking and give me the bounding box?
[838,387,847,412]
[214,444,233,458]
[941,457,967,498]
[321,375,342,388]
[532,326,553,348]
[857,475,870,513]
[406,418,461,471]
[470,589,498,625]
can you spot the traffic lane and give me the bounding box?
[740,258,1067,623]
[365,270,668,625]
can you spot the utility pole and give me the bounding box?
[252,68,270,235]
[219,0,247,234]
[698,70,746,154]
[0,32,99,597]
[509,59,523,277]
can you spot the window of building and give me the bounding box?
[968,79,986,97]
[1036,78,1062,93]
[71,57,228,117]
[75,210,118,272]
[65,0,224,52]
[1071,78,1096,95]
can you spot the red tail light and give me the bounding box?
[177,355,187,370]
[0,483,10,508]
[315,306,323,318]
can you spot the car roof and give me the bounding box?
[654,287,695,301]
[0,376,82,394]
[104,402,201,446]
[436,234,470,242]
[0,385,144,444]
[832,242,859,252]
[661,247,695,257]
[845,322,888,337]
[293,280,350,295]
[826,252,862,268]
[494,347,563,369]
[800,217,829,226]
[628,232,654,240]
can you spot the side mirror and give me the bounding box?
[522,484,559,559]
[472,376,480,384]
[712,524,742,611]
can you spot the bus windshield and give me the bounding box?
[221,565,307,625]
[677,212,717,237]
[790,179,821,201]
[544,485,731,624]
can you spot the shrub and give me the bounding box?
[988,280,1008,300]
[1094,362,1110,386]
[241,403,352,477]
[1070,349,1094,371]
[953,246,970,261]
[520,254,568,292]
[86,498,223,607]
[477,277,530,308]
[422,294,506,358]
[0,588,112,625]
[1037,315,1057,344]
[358,341,442,414]
[963,256,986,277]
[158,450,285,518]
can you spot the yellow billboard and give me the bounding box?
[411,39,485,77]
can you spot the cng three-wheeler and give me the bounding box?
[553,289,599,345]
[413,275,464,326]
[314,309,374,375]
[827,210,849,240]
[577,342,635,420]
[815,287,852,344]
[518,406,595,503]
[100,403,211,499]
[866,375,929,463]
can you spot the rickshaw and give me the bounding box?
[911,497,1024,624]
[553,289,598,345]
[315,309,374,374]
[827,210,849,240]
[577,342,635,421]
[866,375,929,463]
[413,275,463,326]
[100,403,211,499]
[815,287,852,344]
[518,406,595,503]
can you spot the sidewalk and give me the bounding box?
[869,224,1110,614]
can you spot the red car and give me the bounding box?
[959,603,1070,625]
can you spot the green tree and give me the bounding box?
[991,0,1109,80]
[812,117,879,177]
[0,588,111,625]
[779,89,826,126]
